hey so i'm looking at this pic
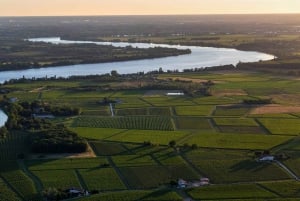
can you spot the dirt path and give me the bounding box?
[275,160,299,181]
[18,160,43,194]
[107,156,131,189]
[175,189,195,201]
[110,103,115,117]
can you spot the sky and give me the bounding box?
[1,0,300,16]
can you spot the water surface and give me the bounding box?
[0,37,274,83]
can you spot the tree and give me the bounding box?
[169,140,176,148]
[111,70,119,77]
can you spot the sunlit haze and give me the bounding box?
[1,0,300,16]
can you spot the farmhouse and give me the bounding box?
[258,155,275,162]
[178,178,210,188]
[166,92,184,96]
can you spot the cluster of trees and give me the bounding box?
[0,39,191,71]
[0,99,80,130]
[0,127,8,138]
[243,98,273,105]
[30,126,87,153]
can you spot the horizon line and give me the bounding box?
[1,13,300,18]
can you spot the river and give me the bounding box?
[0,37,274,83]
[0,110,8,127]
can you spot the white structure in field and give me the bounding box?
[259,155,275,162]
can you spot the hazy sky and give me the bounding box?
[1,0,300,16]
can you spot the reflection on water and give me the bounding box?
[0,37,274,83]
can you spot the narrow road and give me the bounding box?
[17,160,43,195]
[275,160,299,181]
[109,103,114,117]
[107,156,131,189]
[175,189,195,201]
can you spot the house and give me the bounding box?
[66,188,89,197]
[166,92,184,96]
[178,179,188,188]
[259,155,275,162]
[9,97,18,103]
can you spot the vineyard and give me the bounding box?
[1,70,300,201]
[72,116,174,131]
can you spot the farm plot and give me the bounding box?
[90,141,128,156]
[76,189,182,201]
[69,127,126,140]
[116,108,148,116]
[283,152,300,177]
[148,107,171,116]
[27,158,108,171]
[175,117,212,130]
[119,165,171,189]
[186,184,277,200]
[82,109,110,116]
[185,149,290,183]
[175,105,214,116]
[192,96,240,105]
[142,97,196,107]
[32,170,81,189]
[213,105,251,116]
[258,118,300,135]
[259,181,300,197]
[114,98,151,109]
[213,118,265,134]
[112,155,157,167]
[107,130,189,145]
[0,162,38,201]
[78,168,125,191]
[72,116,174,131]
[181,133,292,150]
[0,180,21,201]
[0,167,38,200]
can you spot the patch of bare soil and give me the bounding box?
[29,87,45,93]
[212,89,248,97]
[159,77,223,84]
[29,143,96,160]
[270,94,300,106]
[250,104,300,114]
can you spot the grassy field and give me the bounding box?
[69,127,127,140]
[260,181,300,197]
[184,149,290,183]
[186,184,277,200]
[175,117,212,130]
[180,133,292,150]
[175,105,214,116]
[78,168,126,190]
[104,129,189,145]
[258,118,300,135]
[0,161,38,201]
[75,189,182,201]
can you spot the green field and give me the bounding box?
[79,168,125,190]
[175,117,212,130]
[184,149,290,183]
[175,105,214,116]
[186,184,277,200]
[258,118,300,135]
[76,189,182,201]
[180,133,292,150]
[72,116,174,130]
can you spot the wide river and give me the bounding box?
[0,37,274,83]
